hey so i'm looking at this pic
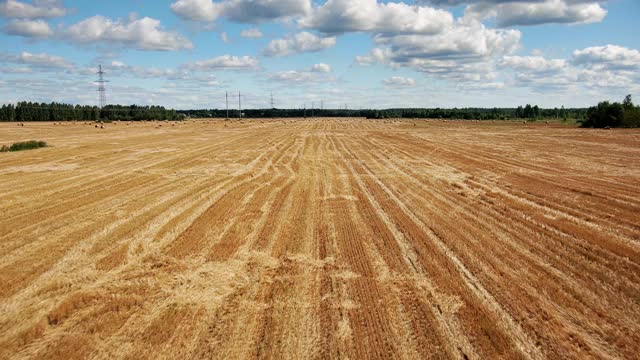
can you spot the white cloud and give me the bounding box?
[269,70,316,83]
[356,18,521,87]
[383,76,416,87]
[498,45,640,92]
[106,61,188,79]
[221,31,230,43]
[95,61,228,86]
[464,81,506,90]
[269,63,334,83]
[184,55,259,70]
[170,0,223,22]
[465,0,607,27]
[0,66,33,73]
[372,18,521,62]
[311,63,331,72]
[64,15,193,51]
[571,45,640,90]
[573,45,640,70]
[170,0,311,23]
[300,0,453,35]
[355,48,393,66]
[240,28,264,38]
[0,0,66,19]
[263,31,336,57]
[3,18,52,38]
[0,51,74,69]
[501,55,567,73]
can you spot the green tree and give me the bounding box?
[583,101,624,128]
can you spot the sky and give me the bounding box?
[0,0,638,109]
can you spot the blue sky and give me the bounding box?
[0,0,638,109]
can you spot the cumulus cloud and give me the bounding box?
[311,63,331,72]
[105,61,227,85]
[107,61,189,79]
[269,63,334,83]
[0,0,66,19]
[355,48,393,66]
[3,18,52,38]
[372,18,521,62]
[300,0,453,35]
[464,0,607,27]
[572,45,640,70]
[0,51,74,69]
[500,55,566,73]
[356,18,521,86]
[170,0,223,22]
[383,76,416,87]
[262,32,336,57]
[240,28,264,38]
[64,15,193,51]
[170,0,311,23]
[269,70,316,83]
[184,55,259,70]
[499,45,640,92]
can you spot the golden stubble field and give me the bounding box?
[0,118,639,359]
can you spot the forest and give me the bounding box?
[0,102,179,122]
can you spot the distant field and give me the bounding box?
[1,119,639,359]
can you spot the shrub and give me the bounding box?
[0,140,48,152]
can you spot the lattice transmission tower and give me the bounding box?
[95,65,108,108]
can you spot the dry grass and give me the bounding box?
[0,119,639,359]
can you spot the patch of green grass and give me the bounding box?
[0,140,48,152]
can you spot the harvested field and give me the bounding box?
[1,119,639,359]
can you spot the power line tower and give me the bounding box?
[95,64,108,108]
[225,91,229,119]
[270,92,275,109]
[238,91,242,119]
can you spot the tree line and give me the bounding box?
[0,102,179,122]
[2,98,638,128]
[177,106,587,121]
[582,95,640,128]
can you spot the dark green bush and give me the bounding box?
[0,140,48,152]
